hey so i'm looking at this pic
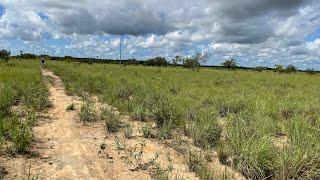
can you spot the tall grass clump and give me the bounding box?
[11,118,33,152]
[275,119,320,179]
[79,101,97,123]
[101,107,122,133]
[145,93,177,128]
[187,150,214,179]
[222,115,276,179]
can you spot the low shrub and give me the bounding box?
[101,108,122,133]
[222,59,237,69]
[79,102,97,123]
[124,125,133,139]
[142,125,154,138]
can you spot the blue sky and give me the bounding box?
[0,5,4,17]
[0,0,319,69]
[306,28,320,41]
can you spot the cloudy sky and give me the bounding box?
[0,0,319,69]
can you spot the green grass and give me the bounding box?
[46,61,320,179]
[0,60,50,153]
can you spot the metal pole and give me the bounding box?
[119,36,122,64]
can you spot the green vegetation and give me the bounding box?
[187,151,214,179]
[66,103,76,111]
[79,101,97,123]
[46,60,320,179]
[101,107,122,133]
[221,59,237,69]
[0,60,50,153]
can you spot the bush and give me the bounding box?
[182,53,207,70]
[182,58,201,70]
[222,59,237,69]
[0,50,10,62]
[142,125,154,138]
[0,50,10,58]
[285,64,297,73]
[124,125,133,139]
[79,102,97,123]
[274,64,285,73]
[101,108,122,133]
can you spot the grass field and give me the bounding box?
[0,60,50,153]
[46,61,320,179]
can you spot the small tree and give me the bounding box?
[222,59,237,69]
[172,55,182,66]
[274,64,285,73]
[285,64,297,73]
[182,57,201,70]
[0,50,10,62]
[182,53,208,71]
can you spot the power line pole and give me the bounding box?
[119,36,122,64]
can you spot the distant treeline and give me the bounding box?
[0,49,319,74]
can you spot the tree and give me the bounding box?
[222,59,237,69]
[182,52,209,71]
[18,53,37,59]
[274,64,285,73]
[182,57,201,70]
[0,50,10,58]
[0,50,10,62]
[285,64,297,73]
[172,55,182,66]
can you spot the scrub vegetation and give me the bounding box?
[45,60,320,179]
